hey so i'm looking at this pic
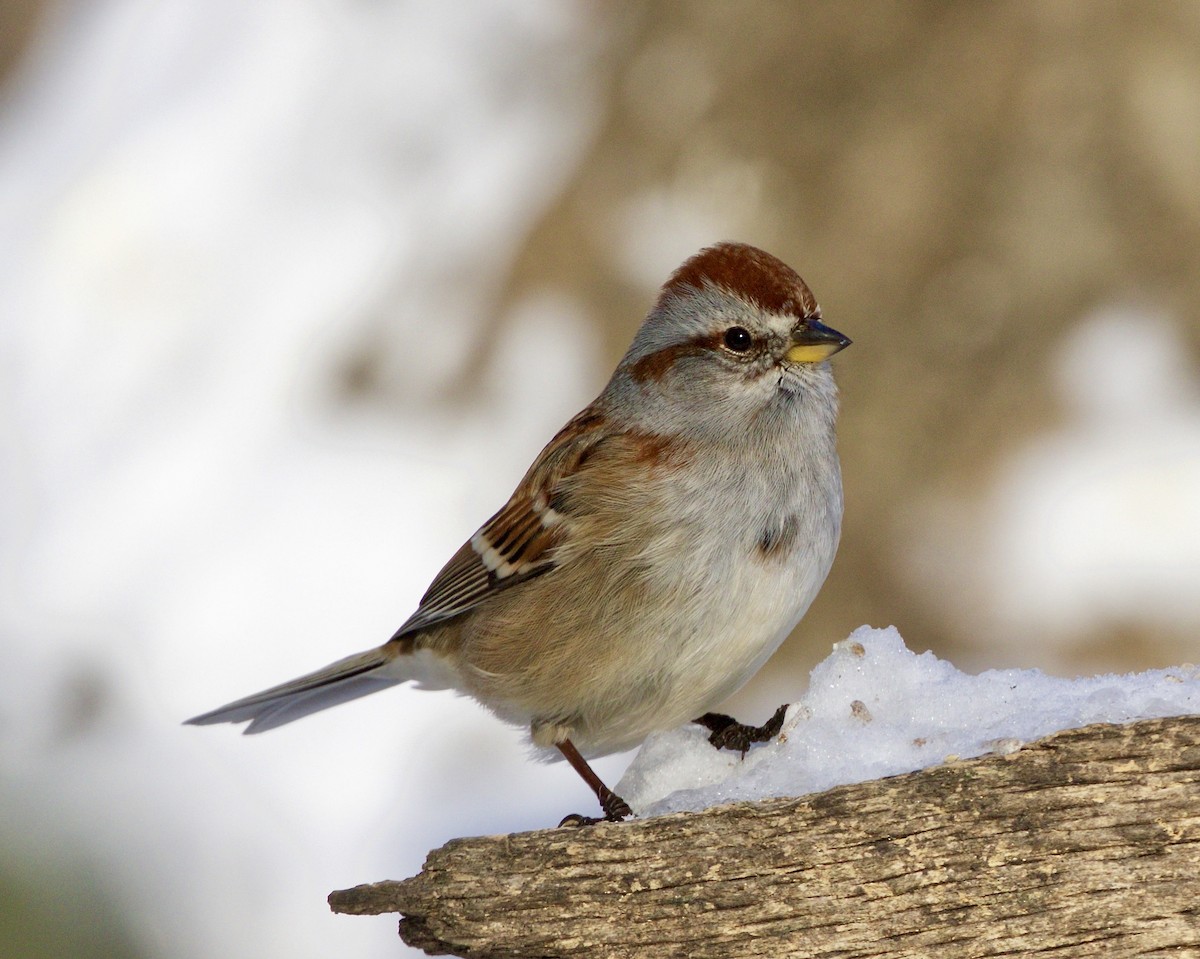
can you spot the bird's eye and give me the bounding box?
[723,326,753,353]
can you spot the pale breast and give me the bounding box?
[456,406,842,755]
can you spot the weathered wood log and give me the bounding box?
[330,716,1200,958]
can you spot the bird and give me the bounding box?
[186,241,851,823]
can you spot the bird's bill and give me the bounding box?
[784,320,851,364]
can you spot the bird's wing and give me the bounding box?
[389,409,607,640]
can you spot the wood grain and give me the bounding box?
[330,716,1200,958]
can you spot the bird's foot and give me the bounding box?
[599,788,632,821]
[557,788,631,827]
[556,738,633,825]
[693,704,789,756]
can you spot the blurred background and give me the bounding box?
[2,2,1198,957]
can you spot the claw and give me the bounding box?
[558,812,600,828]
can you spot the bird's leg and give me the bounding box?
[693,704,789,756]
[556,739,632,826]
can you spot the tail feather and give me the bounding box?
[185,648,398,734]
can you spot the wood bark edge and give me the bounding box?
[330,715,1200,958]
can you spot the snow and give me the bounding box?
[619,626,1200,816]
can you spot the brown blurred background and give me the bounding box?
[340,1,1200,701]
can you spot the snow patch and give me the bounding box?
[619,625,1200,816]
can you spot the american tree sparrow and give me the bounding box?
[187,242,850,822]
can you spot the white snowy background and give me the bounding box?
[1,3,612,958]
[2,4,1199,959]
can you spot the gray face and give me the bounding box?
[605,283,845,443]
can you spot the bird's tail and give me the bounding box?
[184,647,400,734]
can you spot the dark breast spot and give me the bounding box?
[757,514,801,559]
